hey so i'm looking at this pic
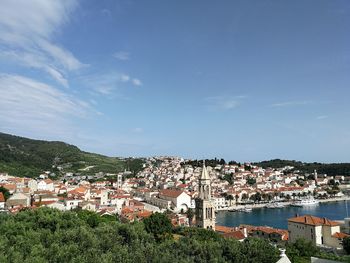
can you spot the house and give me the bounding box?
[0,192,5,210]
[215,225,247,242]
[250,226,289,243]
[158,189,192,212]
[27,179,38,192]
[6,192,31,207]
[288,215,349,250]
[37,179,54,192]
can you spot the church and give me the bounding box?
[195,162,216,230]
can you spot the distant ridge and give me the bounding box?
[0,132,143,178]
[253,159,350,176]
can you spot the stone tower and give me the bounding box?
[195,161,215,230]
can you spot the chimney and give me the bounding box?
[279,249,287,258]
[243,227,248,238]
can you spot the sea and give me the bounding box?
[216,200,349,230]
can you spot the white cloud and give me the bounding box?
[132,78,142,86]
[205,96,244,111]
[270,101,312,107]
[120,74,130,82]
[0,0,85,88]
[0,74,90,136]
[83,72,142,95]
[316,115,328,120]
[113,51,130,61]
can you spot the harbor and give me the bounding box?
[216,198,350,229]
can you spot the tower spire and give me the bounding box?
[195,159,215,230]
[201,160,210,180]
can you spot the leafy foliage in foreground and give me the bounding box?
[0,132,144,177]
[286,238,350,263]
[0,208,280,263]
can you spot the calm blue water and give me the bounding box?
[216,200,349,230]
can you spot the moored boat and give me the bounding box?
[290,198,319,207]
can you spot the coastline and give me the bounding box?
[217,196,350,211]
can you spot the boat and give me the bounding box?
[228,208,237,212]
[273,202,286,208]
[243,207,252,212]
[290,198,319,207]
[266,203,277,209]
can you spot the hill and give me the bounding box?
[254,159,350,176]
[0,132,144,178]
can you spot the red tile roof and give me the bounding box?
[332,232,350,239]
[159,189,184,198]
[223,230,246,240]
[0,192,5,202]
[288,215,339,226]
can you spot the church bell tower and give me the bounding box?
[195,161,215,230]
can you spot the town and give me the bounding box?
[1,156,349,259]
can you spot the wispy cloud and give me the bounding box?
[270,101,312,107]
[132,78,142,86]
[0,74,91,136]
[0,0,85,88]
[132,128,144,133]
[113,51,130,61]
[316,115,328,120]
[205,96,246,111]
[83,72,143,96]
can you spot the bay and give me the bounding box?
[216,200,349,230]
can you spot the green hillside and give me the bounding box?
[0,132,144,178]
[254,159,350,176]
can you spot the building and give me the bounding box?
[158,189,192,212]
[0,192,5,210]
[288,215,349,250]
[6,192,31,208]
[195,162,216,230]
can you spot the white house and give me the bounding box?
[37,179,54,192]
[27,179,38,192]
[288,215,349,250]
[158,189,192,212]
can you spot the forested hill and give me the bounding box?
[0,132,143,178]
[254,159,350,176]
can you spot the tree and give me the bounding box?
[186,208,194,226]
[247,177,256,185]
[242,193,248,201]
[343,237,350,254]
[143,212,172,240]
[0,186,10,200]
[286,238,319,262]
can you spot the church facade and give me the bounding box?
[195,162,216,230]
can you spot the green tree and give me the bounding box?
[343,237,350,254]
[247,177,256,185]
[186,208,195,226]
[143,212,172,240]
[0,186,10,200]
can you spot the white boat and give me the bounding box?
[291,198,319,207]
[266,202,285,209]
[274,202,286,208]
[243,207,252,212]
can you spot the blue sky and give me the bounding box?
[0,0,349,162]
